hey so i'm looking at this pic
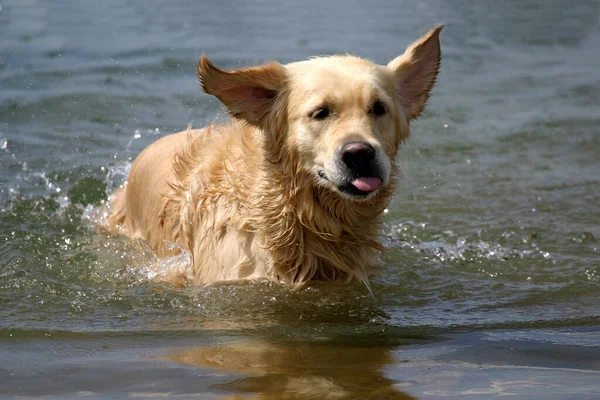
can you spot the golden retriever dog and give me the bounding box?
[107,26,443,287]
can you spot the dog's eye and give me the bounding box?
[310,106,330,120]
[371,100,387,117]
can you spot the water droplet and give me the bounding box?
[465,159,472,165]
[0,137,7,150]
[443,123,448,128]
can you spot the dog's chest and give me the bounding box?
[192,218,271,283]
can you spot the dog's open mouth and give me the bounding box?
[339,177,381,197]
[349,177,381,191]
[318,170,382,198]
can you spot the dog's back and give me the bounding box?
[109,129,190,250]
[108,122,272,284]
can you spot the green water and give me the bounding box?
[1,0,599,398]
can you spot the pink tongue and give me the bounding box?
[351,177,381,192]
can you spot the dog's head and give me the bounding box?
[198,26,442,201]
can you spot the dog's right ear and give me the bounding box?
[198,56,287,126]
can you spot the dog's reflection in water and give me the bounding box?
[166,339,417,399]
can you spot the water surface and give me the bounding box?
[1,0,599,398]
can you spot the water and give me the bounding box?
[1,0,599,398]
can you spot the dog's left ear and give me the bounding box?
[198,56,287,126]
[387,25,443,121]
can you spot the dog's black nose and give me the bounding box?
[341,142,376,170]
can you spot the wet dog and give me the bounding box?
[107,26,443,287]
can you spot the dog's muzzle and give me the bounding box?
[318,141,384,199]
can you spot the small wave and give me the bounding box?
[127,240,194,285]
[385,220,551,266]
[104,162,131,194]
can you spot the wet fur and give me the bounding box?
[106,27,443,288]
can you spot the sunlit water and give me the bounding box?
[1,0,599,398]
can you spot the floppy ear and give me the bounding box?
[197,56,287,126]
[387,25,443,121]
